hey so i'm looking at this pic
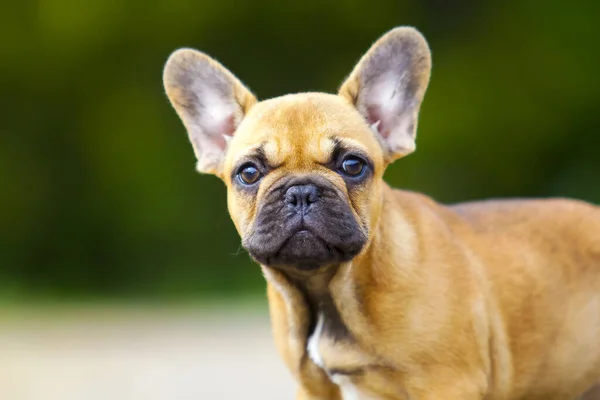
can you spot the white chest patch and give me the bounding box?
[331,374,362,400]
[306,313,379,400]
[307,313,325,368]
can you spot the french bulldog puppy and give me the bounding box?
[163,27,600,400]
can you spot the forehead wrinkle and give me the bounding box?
[262,106,326,167]
[235,142,265,160]
[312,135,337,164]
[332,136,370,155]
[267,123,330,169]
[263,135,285,167]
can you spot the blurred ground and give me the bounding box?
[0,304,294,400]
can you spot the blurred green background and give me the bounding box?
[1,0,598,302]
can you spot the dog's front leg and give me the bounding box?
[266,282,342,400]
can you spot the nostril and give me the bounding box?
[285,187,299,207]
[306,191,318,205]
[284,184,320,211]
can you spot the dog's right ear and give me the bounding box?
[163,49,257,177]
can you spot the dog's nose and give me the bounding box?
[285,184,319,214]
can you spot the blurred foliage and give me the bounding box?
[0,0,598,299]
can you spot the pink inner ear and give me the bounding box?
[208,114,237,150]
[222,114,237,137]
[366,105,391,138]
[212,114,237,151]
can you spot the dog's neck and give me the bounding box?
[275,263,350,341]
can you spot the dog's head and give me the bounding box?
[163,27,431,270]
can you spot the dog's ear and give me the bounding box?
[339,27,431,162]
[163,49,257,176]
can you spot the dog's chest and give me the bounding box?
[306,312,381,400]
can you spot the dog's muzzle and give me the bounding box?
[242,176,367,270]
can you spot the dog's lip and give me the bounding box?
[273,228,324,257]
[272,234,333,270]
[283,228,319,245]
[290,224,314,235]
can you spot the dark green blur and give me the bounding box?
[1,0,598,300]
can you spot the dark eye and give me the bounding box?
[237,164,261,185]
[340,156,366,177]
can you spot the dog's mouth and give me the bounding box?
[246,225,362,271]
[271,228,335,269]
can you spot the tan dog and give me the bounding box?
[163,27,600,400]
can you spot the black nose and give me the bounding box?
[285,184,319,214]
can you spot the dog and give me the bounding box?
[163,27,600,400]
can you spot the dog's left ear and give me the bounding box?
[339,27,431,162]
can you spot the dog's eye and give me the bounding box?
[237,164,262,185]
[340,156,366,177]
